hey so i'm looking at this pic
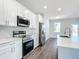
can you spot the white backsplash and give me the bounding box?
[0,25,35,38]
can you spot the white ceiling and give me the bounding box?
[17,0,79,19]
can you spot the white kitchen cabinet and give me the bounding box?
[29,12,37,28]
[34,34,39,48]
[4,0,17,26]
[10,39,22,59]
[15,39,22,59]
[17,2,37,28]
[24,10,30,19]
[0,39,22,59]
[24,9,37,29]
[0,0,37,27]
[23,8,30,20]
[32,14,37,28]
[0,0,5,25]
[0,44,11,59]
[29,12,33,28]
[17,2,24,17]
[0,0,17,26]
[17,2,28,17]
[0,48,11,59]
[17,2,30,20]
[10,43,16,59]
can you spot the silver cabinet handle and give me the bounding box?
[11,48,13,52]
[11,47,15,53]
[13,47,15,52]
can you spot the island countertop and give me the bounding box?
[57,35,79,49]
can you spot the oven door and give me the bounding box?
[23,40,34,57]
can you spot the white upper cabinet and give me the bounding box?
[0,0,37,27]
[0,0,5,25]
[23,8,30,19]
[17,2,24,17]
[4,0,17,26]
[17,2,37,28]
[0,44,11,59]
[30,13,37,28]
[17,2,30,20]
[0,0,17,26]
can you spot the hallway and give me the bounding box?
[25,38,57,59]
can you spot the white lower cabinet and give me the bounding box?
[0,47,11,59]
[15,39,22,59]
[10,43,17,59]
[0,39,22,59]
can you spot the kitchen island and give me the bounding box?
[58,35,79,59]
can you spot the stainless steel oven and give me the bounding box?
[13,31,34,58]
[22,37,34,57]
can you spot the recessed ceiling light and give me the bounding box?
[44,5,47,9]
[55,16,60,19]
[57,8,62,11]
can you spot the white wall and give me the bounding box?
[49,18,79,38]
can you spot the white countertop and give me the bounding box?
[57,35,79,49]
[0,37,22,45]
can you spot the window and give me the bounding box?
[54,22,61,32]
[72,24,78,36]
[71,24,79,43]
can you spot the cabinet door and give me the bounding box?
[4,0,17,26]
[7,0,17,26]
[0,44,11,59]
[32,14,37,28]
[0,0,5,25]
[34,35,39,48]
[17,2,24,17]
[23,9,30,19]
[29,12,34,28]
[10,39,22,59]
[0,48,11,59]
[15,39,22,59]
[16,40,22,59]
[10,42,17,59]
[30,13,37,28]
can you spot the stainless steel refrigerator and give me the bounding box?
[39,22,46,46]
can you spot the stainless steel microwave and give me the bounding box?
[17,16,30,27]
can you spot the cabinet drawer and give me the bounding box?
[0,43,11,51]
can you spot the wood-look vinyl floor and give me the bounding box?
[24,38,57,59]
